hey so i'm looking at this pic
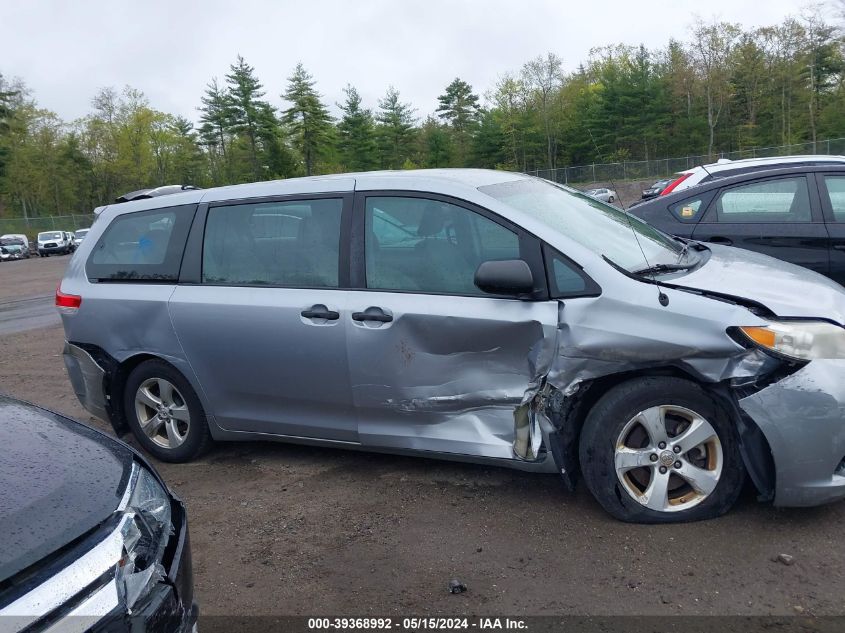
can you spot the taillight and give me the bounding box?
[55,283,82,311]
[659,172,693,196]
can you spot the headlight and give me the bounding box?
[739,320,845,360]
[116,465,173,611]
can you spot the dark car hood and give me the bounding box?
[0,397,133,582]
[672,244,845,325]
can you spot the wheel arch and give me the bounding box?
[546,365,775,500]
[76,346,205,438]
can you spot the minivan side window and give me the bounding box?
[86,204,195,281]
[202,198,343,287]
[365,196,520,295]
[712,177,811,223]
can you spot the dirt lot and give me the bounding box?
[1,256,844,618]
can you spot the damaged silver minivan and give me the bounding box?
[59,169,845,523]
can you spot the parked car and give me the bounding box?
[0,395,197,630]
[629,164,845,286]
[65,231,77,252]
[0,237,28,261]
[73,227,90,248]
[642,179,673,200]
[660,154,845,196]
[37,230,72,256]
[583,187,616,203]
[59,169,845,523]
[0,233,30,254]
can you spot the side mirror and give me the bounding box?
[474,259,535,297]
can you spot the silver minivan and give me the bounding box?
[59,169,845,522]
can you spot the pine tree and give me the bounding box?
[282,63,334,176]
[419,116,453,167]
[197,77,232,182]
[471,109,507,168]
[0,73,21,181]
[225,55,278,181]
[436,78,480,165]
[375,86,416,169]
[337,84,378,171]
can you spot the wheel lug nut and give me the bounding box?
[673,446,681,453]
[658,442,667,449]
[659,466,668,474]
[674,461,682,469]
[650,454,658,462]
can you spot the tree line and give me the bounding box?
[0,11,843,218]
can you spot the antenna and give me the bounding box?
[585,129,669,307]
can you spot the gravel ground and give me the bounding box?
[1,257,844,619]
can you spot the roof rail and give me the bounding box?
[115,184,201,203]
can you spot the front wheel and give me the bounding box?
[124,359,212,462]
[608,195,615,203]
[579,376,744,523]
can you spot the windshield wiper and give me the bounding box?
[632,262,697,276]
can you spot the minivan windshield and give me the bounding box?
[479,178,686,272]
[38,232,62,240]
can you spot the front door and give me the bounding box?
[345,193,559,460]
[169,196,358,441]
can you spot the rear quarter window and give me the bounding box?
[670,196,709,223]
[86,204,196,281]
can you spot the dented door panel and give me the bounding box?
[345,290,559,459]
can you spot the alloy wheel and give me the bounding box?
[134,377,191,449]
[614,405,723,512]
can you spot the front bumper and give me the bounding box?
[63,342,109,421]
[739,360,845,507]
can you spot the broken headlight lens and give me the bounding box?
[739,320,845,360]
[117,466,172,611]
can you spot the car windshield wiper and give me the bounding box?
[632,262,697,276]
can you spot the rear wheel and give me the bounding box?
[124,360,211,462]
[579,376,744,523]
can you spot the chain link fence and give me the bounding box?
[0,214,95,240]
[528,137,845,185]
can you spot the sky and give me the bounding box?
[0,0,829,125]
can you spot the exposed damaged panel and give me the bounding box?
[515,284,781,463]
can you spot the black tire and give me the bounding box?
[124,359,212,462]
[608,196,615,203]
[579,376,744,523]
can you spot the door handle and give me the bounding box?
[301,306,339,320]
[352,309,393,323]
[706,236,733,245]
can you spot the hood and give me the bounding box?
[0,397,133,582]
[671,244,845,325]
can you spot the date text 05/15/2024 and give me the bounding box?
[307,617,528,630]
